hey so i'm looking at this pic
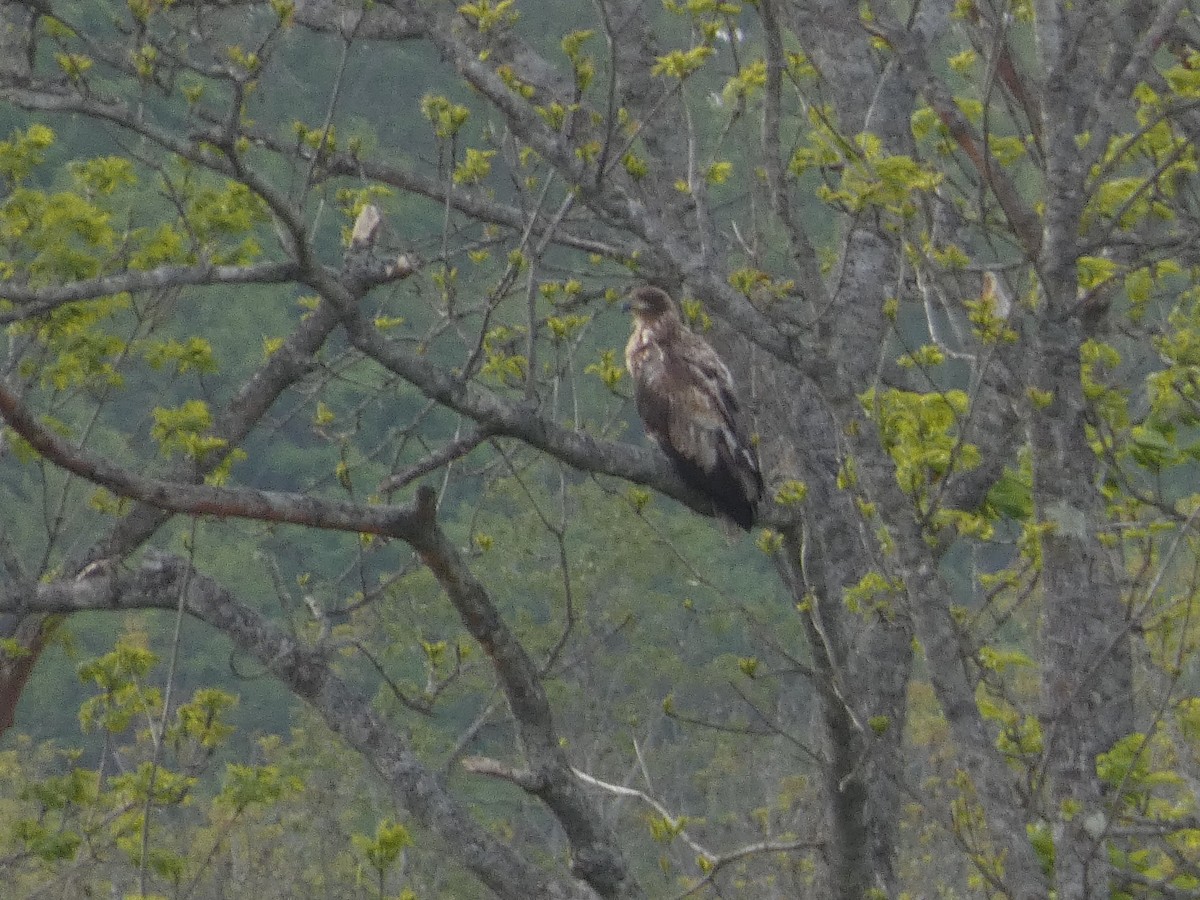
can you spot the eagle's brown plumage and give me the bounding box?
[624,286,764,530]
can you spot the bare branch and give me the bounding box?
[569,765,717,861]
[671,838,825,900]
[379,426,492,493]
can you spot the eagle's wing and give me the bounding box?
[672,335,761,489]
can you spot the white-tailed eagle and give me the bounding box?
[624,286,764,531]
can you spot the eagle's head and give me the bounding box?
[626,286,678,324]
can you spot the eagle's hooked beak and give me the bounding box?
[621,299,633,313]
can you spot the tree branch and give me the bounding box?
[0,261,299,323]
[0,553,602,900]
[302,265,752,522]
[1,368,644,895]
[0,378,430,538]
[864,18,1043,259]
[411,520,639,897]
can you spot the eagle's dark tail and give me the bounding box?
[711,467,761,531]
[666,450,761,531]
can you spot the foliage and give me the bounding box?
[4,0,1200,898]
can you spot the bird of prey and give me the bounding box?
[624,285,763,530]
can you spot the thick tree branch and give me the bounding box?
[288,0,421,40]
[757,0,832,310]
[0,477,641,895]
[0,0,33,83]
[301,264,769,523]
[0,287,356,737]
[0,378,427,537]
[0,553,602,900]
[412,521,639,897]
[73,297,343,569]
[0,261,299,323]
[1,359,643,894]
